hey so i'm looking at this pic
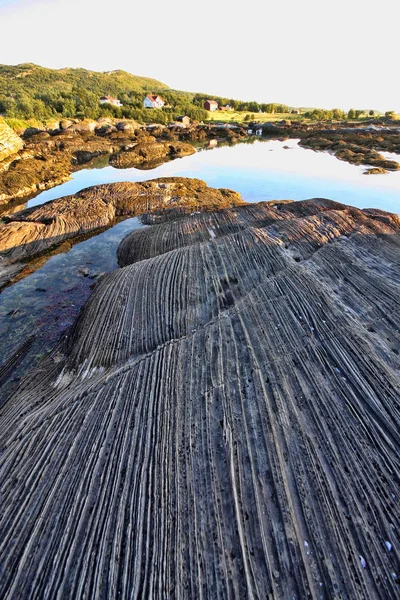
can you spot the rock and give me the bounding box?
[68,121,97,134]
[0,154,72,205]
[299,129,400,171]
[23,127,44,138]
[115,121,138,132]
[0,193,399,598]
[109,141,195,168]
[0,118,24,163]
[73,149,107,165]
[59,119,76,131]
[363,167,388,175]
[0,178,242,263]
[95,124,117,135]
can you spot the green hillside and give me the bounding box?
[0,63,168,94]
[0,63,177,122]
[0,63,289,126]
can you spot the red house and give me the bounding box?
[204,100,218,111]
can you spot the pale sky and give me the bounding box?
[0,0,399,112]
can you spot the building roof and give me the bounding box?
[206,100,218,105]
[146,94,165,103]
[100,96,119,101]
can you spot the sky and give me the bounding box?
[0,0,399,112]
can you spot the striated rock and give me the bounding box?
[0,118,24,163]
[0,195,399,598]
[0,178,242,264]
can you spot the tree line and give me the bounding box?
[0,64,394,125]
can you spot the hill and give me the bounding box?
[0,63,291,125]
[0,62,176,121]
[0,63,168,97]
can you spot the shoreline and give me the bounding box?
[1,117,400,209]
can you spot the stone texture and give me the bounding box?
[0,118,24,163]
[0,193,399,599]
[0,178,242,263]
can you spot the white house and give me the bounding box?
[143,94,165,109]
[100,96,123,107]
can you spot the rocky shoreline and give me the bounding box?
[259,120,400,173]
[2,117,399,213]
[0,178,242,290]
[0,117,248,207]
[0,180,399,598]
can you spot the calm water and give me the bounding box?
[30,139,400,213]
[0,218,144,400]
[1,138,400,397]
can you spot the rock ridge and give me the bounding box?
[0,194,399,598]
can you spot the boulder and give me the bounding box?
[95,124,117,136]
[116,121,138,132]
[0,118,24,163]
[59,119,76,131]
[68,121,97,134]
[23,127,44,138]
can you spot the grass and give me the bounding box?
[203,111,305,124]
[204,110,400,126]
[3,117,51,134]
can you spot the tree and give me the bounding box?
[369,110,375,116]
[332,108,345,120]
[347,108,356,119]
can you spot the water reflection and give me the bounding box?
[1,137,399,399]
[0,217,145,401]
[27,139,400,214]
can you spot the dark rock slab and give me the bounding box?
[0,194,399,598]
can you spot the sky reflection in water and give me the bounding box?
[29,139,400,214]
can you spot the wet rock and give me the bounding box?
[0,178,242,265]
[0,193,399,598]
[73,149,107,165]
[109,141,195,168]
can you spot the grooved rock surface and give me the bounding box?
[0,197,399,599]
[0,118,23,163]
[0,178,242,263]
